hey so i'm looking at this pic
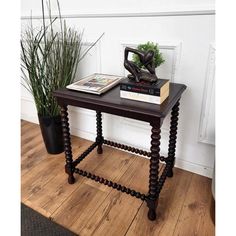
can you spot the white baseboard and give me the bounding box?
[175,158,213,178]
[21,113,39,124]
[70,125,96,143]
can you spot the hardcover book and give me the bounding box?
[120,89,169,105]
[66,73,124,95]
[120,78,169,96]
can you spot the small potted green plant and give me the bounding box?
[132,41,165,70]
[21,0,101,154]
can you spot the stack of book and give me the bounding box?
[120,78,170,105]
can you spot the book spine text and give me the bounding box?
[120,84,161,96]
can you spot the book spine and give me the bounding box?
[120,84,161,96]
[120,90,162,105]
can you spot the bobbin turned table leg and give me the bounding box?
[147,121,161,221]
[60,106,75,184]
[96,111,104,154]
[166,100,180,178]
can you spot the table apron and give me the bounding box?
[57,98,163,124]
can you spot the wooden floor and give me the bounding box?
[21,120,215,236]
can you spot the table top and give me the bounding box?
[53,82,186,123]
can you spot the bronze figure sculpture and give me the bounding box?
[124,47,158,83]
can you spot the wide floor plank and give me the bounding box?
[173,174,215,236]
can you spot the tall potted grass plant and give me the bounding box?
[21,0,102,154]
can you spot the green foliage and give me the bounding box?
[132,41,165,69]
[21,0,102,117]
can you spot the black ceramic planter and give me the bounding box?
[38,114,64,154]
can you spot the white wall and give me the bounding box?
[21,0,215,178]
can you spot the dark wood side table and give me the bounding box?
[53,83,186,221]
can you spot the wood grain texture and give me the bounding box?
[173,174,215,236]
[77,155,153,236]
[23,139,99,216]
[21,141,46,176]
[126,168,193,236]
[21,121,214,236]
[52,148,136,229]
[21,125,43,155]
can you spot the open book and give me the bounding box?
[66,73,124,95]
